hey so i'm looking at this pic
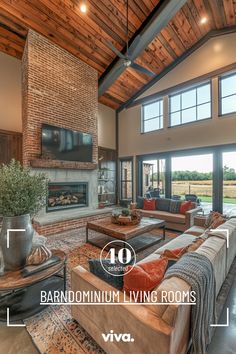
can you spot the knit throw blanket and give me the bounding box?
[164,252,216,354]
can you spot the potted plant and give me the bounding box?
[0,160,48,271]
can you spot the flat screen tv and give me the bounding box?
[41,124,93,162]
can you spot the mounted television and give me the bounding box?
[41,124,93,162]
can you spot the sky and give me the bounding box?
[144,151,236,173]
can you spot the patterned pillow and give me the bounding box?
[156,198,171,212]
[187,238,205,252]
[136,196,145,209]
[210,216,225,229]
[204,211,223,228]
[169,200,182,213]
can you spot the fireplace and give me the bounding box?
[47,182,88,212]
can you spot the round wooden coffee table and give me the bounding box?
[0,249,66,322]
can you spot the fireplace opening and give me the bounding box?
[47,182,88,212]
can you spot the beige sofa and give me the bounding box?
[137,201,201,232]
[71,217,236,354]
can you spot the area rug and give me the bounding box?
[24,227,178,354]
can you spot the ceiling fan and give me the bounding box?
[107,0,155,77]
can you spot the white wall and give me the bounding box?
[0,52,22,132]
[98,103,116,149]
[119,33,236,157]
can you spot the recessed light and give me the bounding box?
[200,16,207,24]
[80,3,87,13]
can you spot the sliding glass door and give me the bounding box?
[171,154,213,213]
[222,151,236,216]
[142,159,166,197]
[136,145,236,215]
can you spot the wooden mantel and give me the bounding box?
[30,158,98,170]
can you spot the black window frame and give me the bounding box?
[219,71,236,117]
[169,81,212,127]
[120,158,133,201]
[141,98,164,133]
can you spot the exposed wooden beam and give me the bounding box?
[99,94,120,109]
[0,39,22,58]
[0,24,25,58]
[98,0,188,97]
[117,26,236,112]
[0,8,28,37]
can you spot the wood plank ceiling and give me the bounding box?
[0,0,236,110]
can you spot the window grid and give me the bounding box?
[120,160,133,200]
[219,72,236,116]
[142,99,163,133]
[170,82,211,126]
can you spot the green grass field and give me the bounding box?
[177,195,236,204]
[172,180,236,202]
[199,196,236,204]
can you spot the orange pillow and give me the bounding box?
[180,201,192,214]
[143,198,156,211]
[210,216,225,229]
[123,258,168,300]
[205,211,222,228]
[187,238,205,252]
[161,247,187,260]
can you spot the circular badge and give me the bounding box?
[99,240,136,277]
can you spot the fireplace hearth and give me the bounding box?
[47,182,88,212]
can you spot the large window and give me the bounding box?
[120,159,133,201]
[220,72,236,115]
[222,151,236,215]
[142,159,166,197]
[169,82,211,126]
[142,99,163,133]
[171,154,213,214]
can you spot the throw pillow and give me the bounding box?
[156,198,171,212]
[143,198,156,211]
[136,196,145,209]
[123,258,168,300]
[187,238,205,252]
[210,215,225,229]
[160,247,187,260]
[169,200,182,213]
[204,211,222,228]
[89,259,124,290]
[180,200,192,215]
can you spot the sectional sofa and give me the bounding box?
[71,217,236,354]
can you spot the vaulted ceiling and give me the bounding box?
[0,0,236,110]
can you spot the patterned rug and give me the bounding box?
[24,227,178,354]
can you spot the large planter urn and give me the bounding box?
[0,214,34,271]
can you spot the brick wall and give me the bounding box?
[33,211,111,236]
[22,30,101,235]
[22,30,98,167]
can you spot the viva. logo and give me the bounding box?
[102,330,134,342]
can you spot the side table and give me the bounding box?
[0,249,66,322]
